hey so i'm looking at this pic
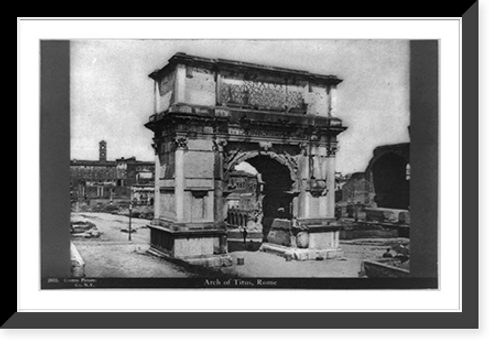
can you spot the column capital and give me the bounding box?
[299,142,309,156]
[326,142,338,157]
[172,136,188,150]
[212,138,227,152]
[258,141,272,152]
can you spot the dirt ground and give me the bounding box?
[71,212,409,279]
[72,212,195,278]
[74,243,195,278]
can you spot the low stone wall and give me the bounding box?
[72,200,154,220]
[365,208,410,224]
[339,228,398,240]
[361,260,410,278]
[339,221,401,240]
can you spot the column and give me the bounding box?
[318,147,328,217]
[174,138,187,222]
[297,143,310,219]
[153,80,159,114]
[326,145,337,218]
[213,138,226,224]
[215,72,223,106]
[303,81,311,114]
[292,195,299,218]
[334,231,340,248]
[154,154,161,218]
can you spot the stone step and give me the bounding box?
[259,243,343,261]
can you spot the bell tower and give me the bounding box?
[99,140,107,162]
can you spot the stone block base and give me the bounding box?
[183,254,233,268]
[148,246,233,268]
[259,243,343,261]
[147,223,233,268]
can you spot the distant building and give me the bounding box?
[226,170,262,228]
[70,141,155,204]
[226,170,260,210]
[341,172,375,206]
[335,172,375,219]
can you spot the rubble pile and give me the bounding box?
[70,218,102,238]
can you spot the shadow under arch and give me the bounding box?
[227,152,296,241]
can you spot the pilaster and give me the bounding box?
[174,137,188,222]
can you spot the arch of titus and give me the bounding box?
[145,53,347,267]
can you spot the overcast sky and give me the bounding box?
[70,39,410,174]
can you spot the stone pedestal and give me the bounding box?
[148,223,233,267]
[260,218,343,261]
[267,219,293,246]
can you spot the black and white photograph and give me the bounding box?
[13,12,486,336]
[37,38,438,290]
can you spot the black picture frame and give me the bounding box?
[10,6,479,329]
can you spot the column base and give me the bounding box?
[259,243,343,261]
[261,218,344,261]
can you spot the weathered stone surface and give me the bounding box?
[271,218,292,230]
[259,243,342,261]
[159,190,176,221]
[308,231,336,249]
[267,219,293,246]
[149,246,233,268]
[365,208,409,223]
[365,208,395,222]
[268,230,291,247]
[296,231,309,248]
[398,211,410,225]
[184,152,214,179]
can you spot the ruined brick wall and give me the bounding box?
[341,176,375,206]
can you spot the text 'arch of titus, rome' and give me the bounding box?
[145,52,346,267]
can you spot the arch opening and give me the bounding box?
[226,155,295,244]
[372,153,409,210]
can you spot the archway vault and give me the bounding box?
[223,148,299,192]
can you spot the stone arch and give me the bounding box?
[365,143,409,172]
[224,150,300,192]
[230,153,298,239]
